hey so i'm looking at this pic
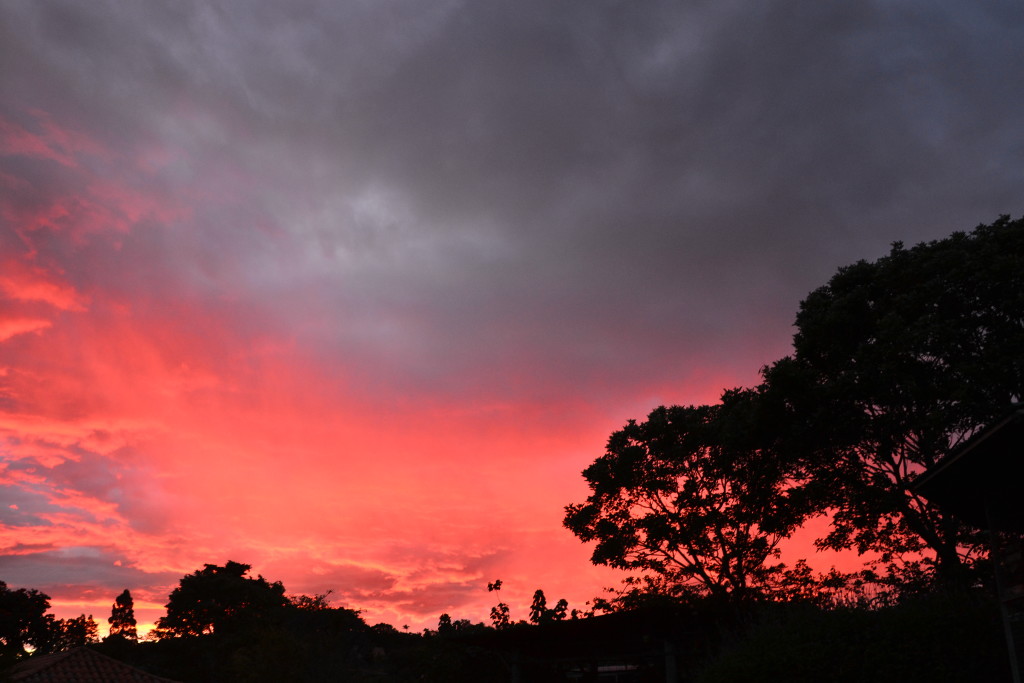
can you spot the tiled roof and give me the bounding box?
[9,647,182,683]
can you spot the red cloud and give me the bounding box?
[0,259,89,311]
[0,317,51,341]
[0,106,840,636]
[0,111,107,168]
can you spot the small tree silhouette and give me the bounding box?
[108,589,138,641]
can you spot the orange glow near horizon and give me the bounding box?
[0,108,861,634]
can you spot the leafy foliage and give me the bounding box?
[762,215,1024,587]
[0,581,52,660]
[45,614,98,651]
[95,562,374,682]
[0,582,103,662]
[108,589,138,641]
[527,589,568,624]
[154,561,289,638]
[569,216,1024,601]
[564,390,812,600]
[488,602,510,630]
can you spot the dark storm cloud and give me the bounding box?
[316,0,1024,398]
[0,546,177,595]
[3,0,1023,403]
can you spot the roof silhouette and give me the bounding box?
[914,405,1024,532]
[9,647,182,683]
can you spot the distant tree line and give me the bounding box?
[2,560,581,681]
[3,556,1012,682]
[565,215,1024,605]
[0,582,137,662]
[0,580,102,665]
[0,561,401,681]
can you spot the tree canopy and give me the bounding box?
[762,215,1024,588]
[564,389,812,601]
[154,561,289,638]
[45,614,98,652]
[0,581,52,661]
[568,215,1024,599]
[108,589,138,641]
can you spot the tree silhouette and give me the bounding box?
[107,589,138,641]
[487,579,511,629]
[0,581,52,660]
[154,561,288,638]
[527,589,569,624]
[565,390,812,601]
[763,215,1024,589]
[528,590,547,624]
[47,614,98,651]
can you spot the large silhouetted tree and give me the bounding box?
[762,215,1024,589]
[108,589,137,641]
[564,389,812,601]
[154,561,289,638]
[0,581,52,660]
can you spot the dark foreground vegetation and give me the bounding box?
[1,573,1011,682]
[697,592,1009,683]
[3,216,1022,681]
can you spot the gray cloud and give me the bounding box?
[3,0,1023,404]
[0,546,178,596]
[3,0,1022,630]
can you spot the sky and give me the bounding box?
[1,0,1023,634]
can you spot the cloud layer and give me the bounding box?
[2,0,1023,630]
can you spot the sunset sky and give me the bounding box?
[2,1,1023,634]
